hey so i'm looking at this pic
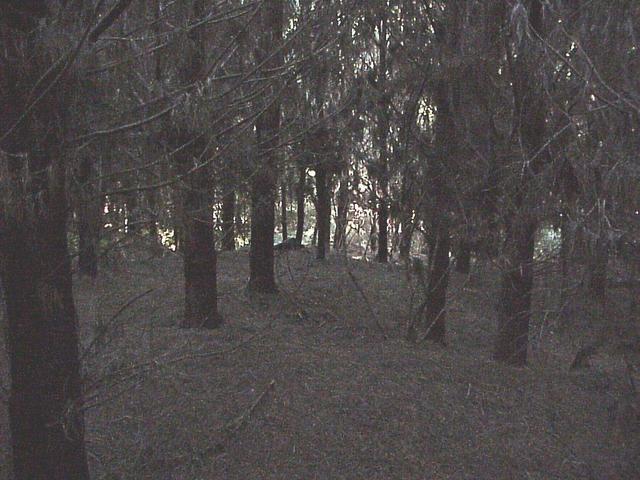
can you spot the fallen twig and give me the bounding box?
[347,270,388,339]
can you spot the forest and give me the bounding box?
[0,0,639,479]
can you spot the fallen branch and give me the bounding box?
[223,379,276,435]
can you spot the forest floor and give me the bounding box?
[1,246,639,479]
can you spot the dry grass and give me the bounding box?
[1,247,639,479]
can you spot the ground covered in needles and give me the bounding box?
[1,248,639,479]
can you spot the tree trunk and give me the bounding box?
[424,221,451,343]
[399,219,413,262]
[494,220,536,365]
[375,13,390,264]
[76,157,102,277]
[180,152,221,329]
[248,0,282,293]
[1,169,91,480]
[493,0,545,366]
[145,181,160,250]
[376,177,389,263]
[588,234,608,304]
[455,238,471,274]
[1,10,90,474]
[125,175,139,235]
[221,189,236,251]
[315,163,331,260]
[334,172,349,252]
[295,166,306,244]
[398,173,414,262]
[280,181,288,240]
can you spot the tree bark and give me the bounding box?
[76,156,102,277]
[494,219,537,365]
[248,0,283,293]
[375,13,390,264]
[180,151,222,329]
[493,0,546,366]
[334,172,349,252]
[221,189,236,251]
[280,181,288,240]
[424,221,451,343]
[315,162,332,260]
[170,0,221,327]
[1,6,90,475]
[455,238,471,274]
[295,166,306,244]
[398,174,414,262]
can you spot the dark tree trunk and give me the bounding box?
[494,220,536,365]
[76,156,102,277]
[125,178,139,235]
[421,1,462,344]
[398,175,414,262]
[455,239,471,274]
[280,181,288,241]
[588,234,608,304]
[295,166,306,243]
[368,212,378,259]
[145,182,160,249]
[399,220,413,262]
[172,0,221,327]
[180,154,221,329]
[1,8,90,475]
[493,0,545,366]
[248,135,278,293]
[221,189,236,251]
[334,172,349,252]
[424,222,451,343]
[173,224,183,252]
[248,0,282,293]
[559,212,572,310]
[315,163,331,260]
[1,166,91,480]
[376,177,389,263]
[375,14,390,264]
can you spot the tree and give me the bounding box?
[248,0,284,293]
[493,0,547,365]
[0,2,90,477]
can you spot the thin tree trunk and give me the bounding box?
[281,181,288,240]
[376,13,390,264]
[145,181,160,249]
[125,174,139,235]
[295,166,306,243]
[315,162,331,260]
[221,189,236,251]
[334,172,349,252]
[377,176,389,263]
[399,216,413,262]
